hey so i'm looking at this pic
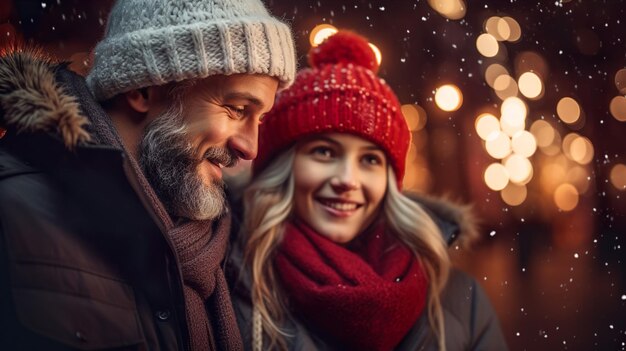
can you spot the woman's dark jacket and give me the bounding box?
[0,51,191,349]
[227,195,509,350]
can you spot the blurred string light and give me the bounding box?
[610,164,626,190]
[484,64,509,88]
[609,96,626,122]
[518,72,543,99]
[615,68,626,94]
[309,24,382,65]
[484,163,509,191]
[475,113,500,140]
[476,33,499,57]
[554,183,579,211]
[483,16,521,43]
[368,43,382,66]
[493,74,518,100]
[434,84,463,111]
[556,97,581,125]
[309,24,337,47]
[401,104,427,131]
[501,183,527,206]
[427,0,466,20]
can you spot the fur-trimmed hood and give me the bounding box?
[405,192,479,248]
[0,48,91,149]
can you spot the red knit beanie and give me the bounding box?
[254,30,411,185]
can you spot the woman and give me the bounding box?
[227,31,508,351]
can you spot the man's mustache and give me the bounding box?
[203,147,239,168]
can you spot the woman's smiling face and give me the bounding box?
[292,133,388,243]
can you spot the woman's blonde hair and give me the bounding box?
[242,146,451,351]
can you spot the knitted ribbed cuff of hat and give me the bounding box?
[87,18,295,101]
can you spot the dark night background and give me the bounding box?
[1,1,625,350]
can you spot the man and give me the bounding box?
[0,0,294,349]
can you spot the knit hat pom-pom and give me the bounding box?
[308,30,379,73]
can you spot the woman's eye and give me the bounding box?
[363,154,383,166]
[311,146,333,158]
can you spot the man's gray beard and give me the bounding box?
[138,101,231,221]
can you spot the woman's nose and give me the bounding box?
[329,162,360,192]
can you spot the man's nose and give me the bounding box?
[228,122,258,161]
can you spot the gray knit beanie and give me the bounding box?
[86,0,296,101]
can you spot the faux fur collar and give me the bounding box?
[0,47,91,149]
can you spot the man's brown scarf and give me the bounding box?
[89,100,242,351]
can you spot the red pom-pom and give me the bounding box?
[308,30,379,73]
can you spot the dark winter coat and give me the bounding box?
[0,51,190,350]
[227,195,509,351]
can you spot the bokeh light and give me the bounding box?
[554,183,579,211]
[476,33,499,57]
[309,24,338,47]
[485,131,512,159]
[493,74,519,100]
[502,16,521,42]
[609,164,626,190]
[615,68,626,94]
[368,43,382,66]
[515,51,549,81]
[556,97,581,124]
[567,165,591,194]
[485,63,509,88]
[434,84,463,111]
[501,183,527,206]
[563,133,594,165]
[511,130,537,157]
[530,120,556,148]
[518,72,543,99]
[484,163,509,191]
[504,154,533,184]
[475,113,500,140]
[427,0,467,20]
[609,96,626,122]
[500,97,527,136]
[401,104,428,131]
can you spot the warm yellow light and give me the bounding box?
[401,104,427,131]
[504,154,533,184]
[500,97,527,136]
[609,96,626,122]
[615,68,626,94]
[554,183,579,211]
[502,16,521,42]
[556,97,581,124]
[541,163,566,193]
[484,17,505,41]
[435,84,463,111]
[475,113,500,140]
[563,133,593,165]
[493,75,519,100]
[484,163,509,191]
[610,164,626,190]
[485,131,512,159]
[485,64,509,88]
[511,130,537,157]
[427,0,467,20]
[530,120,555,148]
[310,24,338,47]
[518,72,543,99]
[369,43,382,66]
[476,33,499,57]
[501,183,527,206]
[567,165,590,194]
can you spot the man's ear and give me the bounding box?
[124,88,150,113]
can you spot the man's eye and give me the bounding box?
[226,105,246,118]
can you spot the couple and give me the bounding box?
[0,0,506,350]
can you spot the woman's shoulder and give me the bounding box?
[403,192,480,248]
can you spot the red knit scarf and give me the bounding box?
[275,221,428,351]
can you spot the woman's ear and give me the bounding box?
[124,88,150,113]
